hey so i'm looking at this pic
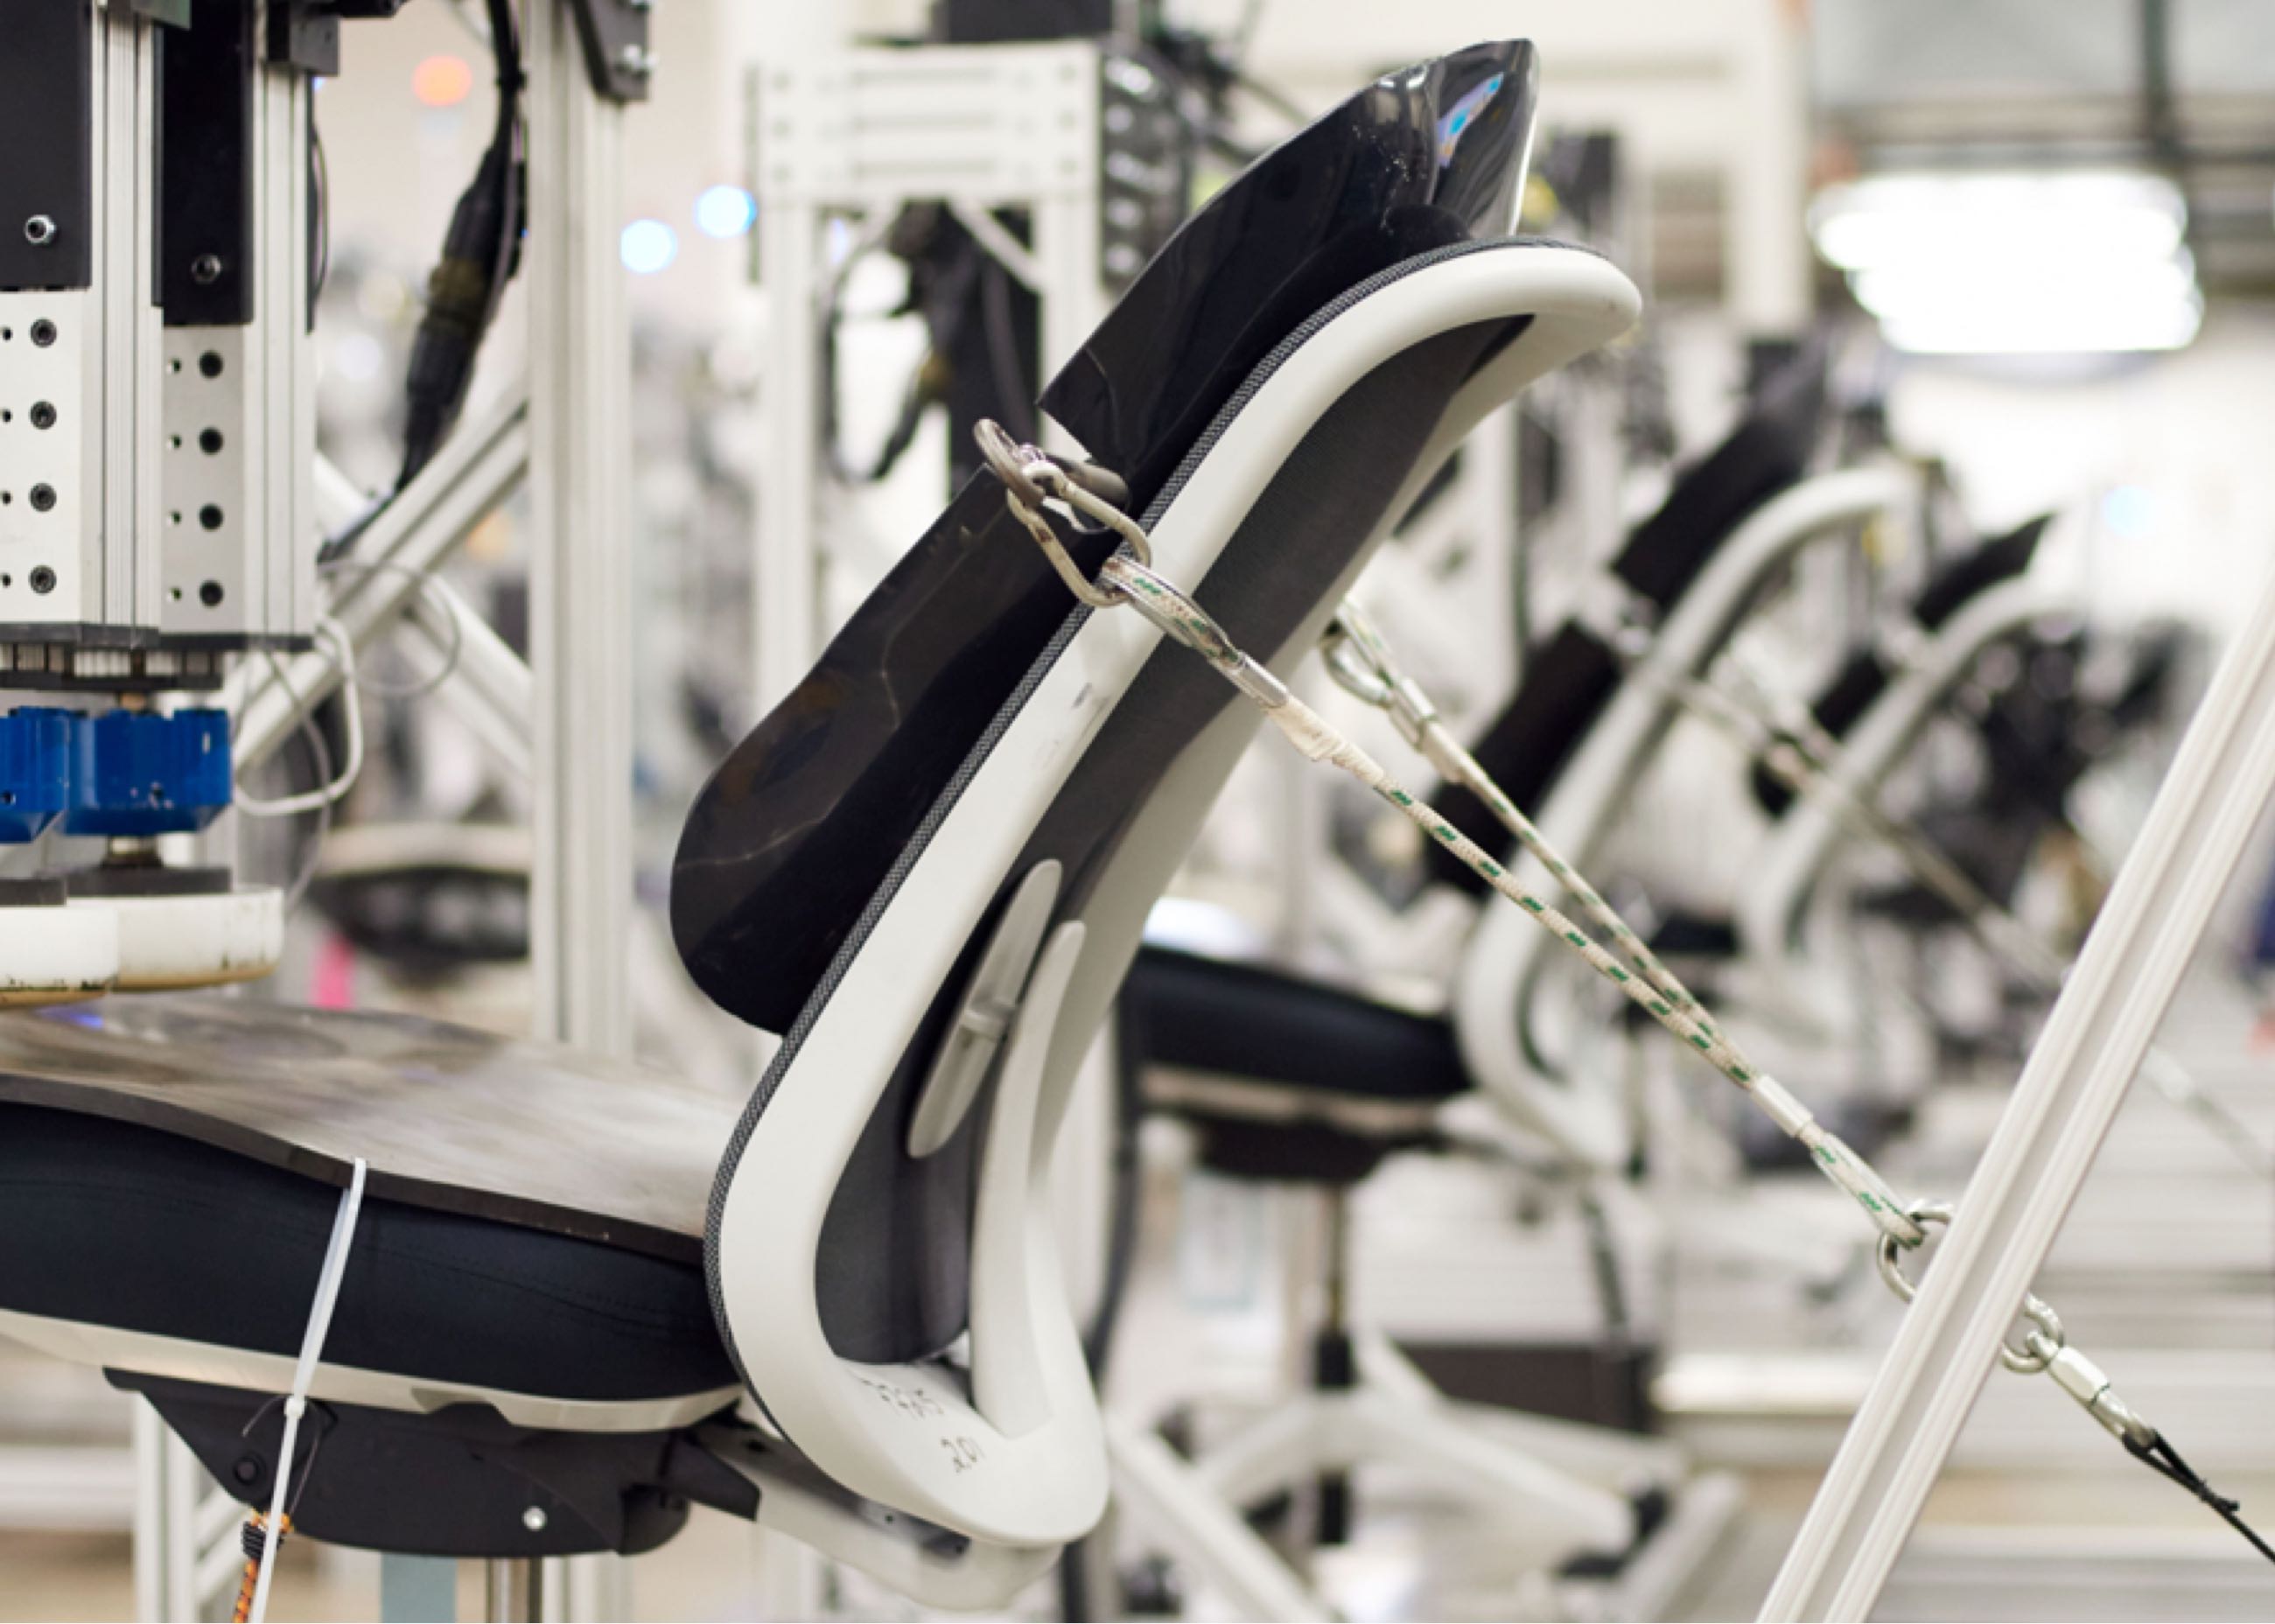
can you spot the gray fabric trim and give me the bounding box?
[702,234,1591,1406]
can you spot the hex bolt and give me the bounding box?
[29,568,55,595]
[29,320,56,348]
[28,402,54,430]
[616,44,655,74]
[190,253,223,285]
[28,486,54,513]
[522,1506,549,1532]
[23,215,55,248]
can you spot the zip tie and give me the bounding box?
[248,1157,367,1624]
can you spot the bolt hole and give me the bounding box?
[168,510,182,526]
[29,568,56,595]
[1,494,10,507]
[199,427,223,454]
[1,411,10,424]
[1,328,10,341]
[29,321,55,348]
[199,580,224,607]
[198,351,223,379]
[169,359,182,374]
[28,485,55,513]
[169,434,182,450]
[170,586,182,601]
[29,402,54,430]
[198,504,223,531]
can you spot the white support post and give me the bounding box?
[1762,561,2275,1620]
[752,172,822,712]
[527,0,632,1060]
[525,2,634,1618]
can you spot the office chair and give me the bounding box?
[0,39,1640,1611]
[1090,362,1951,1617]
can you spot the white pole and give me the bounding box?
[526,1,634,1616]
[1763,559,2275,1619]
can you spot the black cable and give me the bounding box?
[319,0,525,565]
[2124,1431,2275,1564]
[978,250,1040,447]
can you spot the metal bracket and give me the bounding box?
[262,0,409,77]
[266,0,339,75]
[158,0,256,326]
[0,1,94,292]
[568,0,653,103]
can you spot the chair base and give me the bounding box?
[116,1371,1071,1614]
[1102,1353,1738,1621]
[117,1371,757,1559]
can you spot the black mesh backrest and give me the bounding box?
[1424,624,1623,893]
[1421,360,1828,892]
[1610,346,1826,612]
[1751,512,2051,815]
[1913,513,2050,631]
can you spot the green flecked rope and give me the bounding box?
[1256,687,1925,1247]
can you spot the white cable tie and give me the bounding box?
[1750,1074,1816,1137]
[248,1157,368,1624]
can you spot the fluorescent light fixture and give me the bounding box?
[620,218,679,276]
[1810,170,2202,355]
[695,185,757,241]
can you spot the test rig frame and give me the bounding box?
[10,10,2274,1623]
[0,0,648,1619]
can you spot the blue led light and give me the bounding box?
[695,185,757,240]
[620,218,679,276]
[2102,484,2155,539]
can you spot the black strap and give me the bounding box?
[2124,1430,2275,1564]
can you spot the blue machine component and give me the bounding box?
[0,709,75,844]
[61,709,234,839]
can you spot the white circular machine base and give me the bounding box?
[0,905,121,1007]
[71,886,287,992]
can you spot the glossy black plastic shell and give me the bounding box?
[1043,40,1536,507]
[671,40,1539,1033]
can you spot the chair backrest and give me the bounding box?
[1451,455,1923,1166]
[671,44,1639,1550]
[1738,573,2073,961]
[1749,512,2052,815]
[1425,354,1826,892]
[674,38,1536,1034]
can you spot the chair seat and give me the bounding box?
[0,998,743,1411]
[1125,946,1470,1184]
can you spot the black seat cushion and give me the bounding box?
[1124,947,1468,1185]
[1124,945,1468,1105]
[0,1103,735,1404]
